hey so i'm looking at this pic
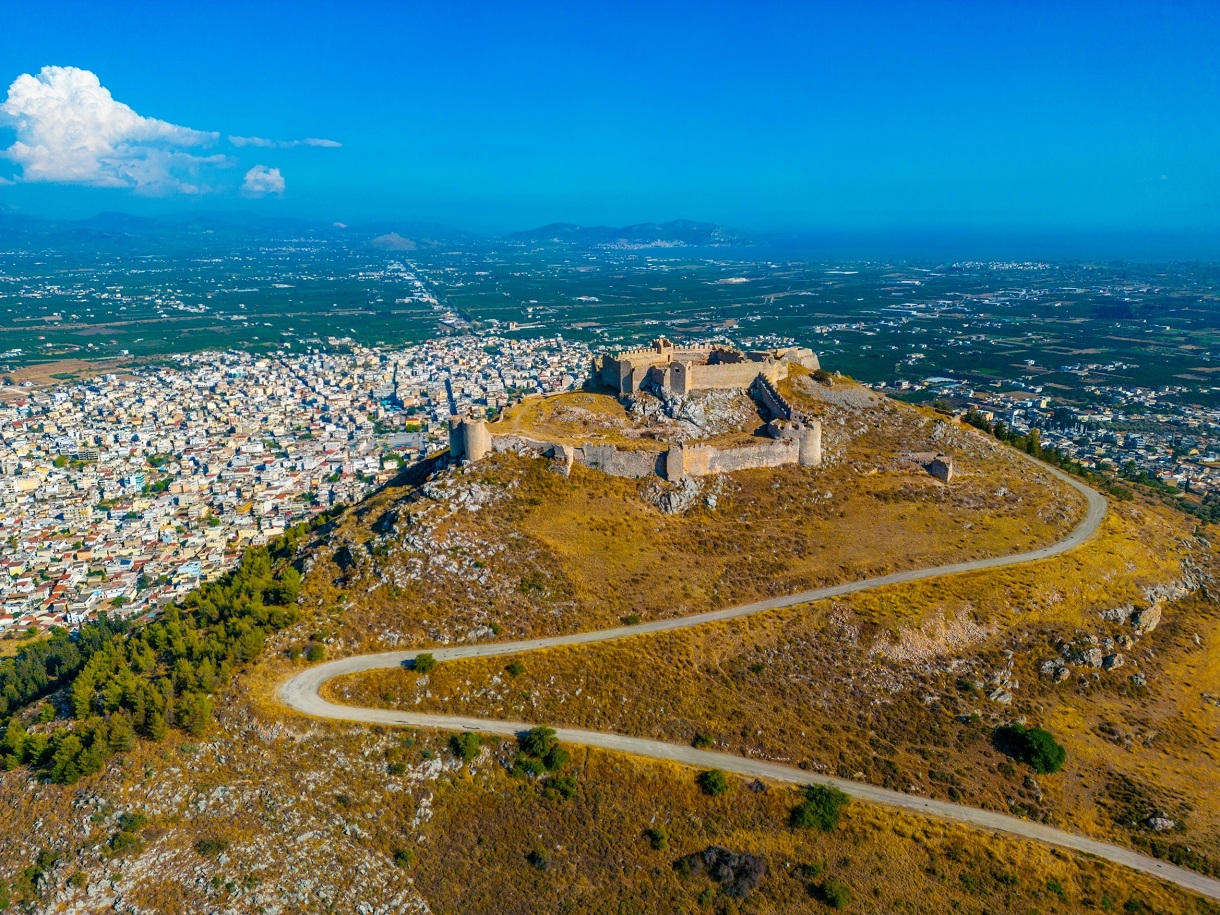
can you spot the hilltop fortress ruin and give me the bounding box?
[449,339,825,483]
[597,337,819,396]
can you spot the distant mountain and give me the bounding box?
[504,219,753,247]
[364,222,480,251]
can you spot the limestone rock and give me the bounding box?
[1132,605,1162,635]
[1099,603,1135,623]
[1065,645,1104,668]
[1040,659,1071,682]
[1147,815,1176,832]
[1102,653,1125,670]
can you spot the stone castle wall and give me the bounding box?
[751,375,794,421]
[689,360,784,393]
[450,417,821,482]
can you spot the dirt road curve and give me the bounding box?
[276,459,1220,902]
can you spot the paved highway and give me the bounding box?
[276,459,1220,902]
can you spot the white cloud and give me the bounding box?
[242,165,285,196]
[229,135,341,149]
[0,66,228,193]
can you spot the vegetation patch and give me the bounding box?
[792,785,850,831]
[993,724,1067,774]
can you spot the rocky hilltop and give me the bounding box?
[0,376,1216,914]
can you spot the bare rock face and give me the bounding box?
[678,847,767,901]
[1131,604,1162,635]
[1040,659,1072,682]
[1065,644,1104,668]
[643,477,703,514]
[1099,604,1135,623]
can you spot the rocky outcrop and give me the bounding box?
[1132,605,1162,635]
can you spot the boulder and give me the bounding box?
[1040,660,1071,683]
[1131,605,1162,635]
[1147,815,1176,832]
[1102,654,1125,670]
[1065,646,1104,668]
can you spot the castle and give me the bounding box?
[448,340,823,483]
[596,337,819,396]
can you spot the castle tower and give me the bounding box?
[798,421,822,467]
[448,417,492,462]
[464,418,492,462]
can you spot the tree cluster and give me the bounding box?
[0,521,316,784]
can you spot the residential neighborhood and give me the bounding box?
[0,334,590,639]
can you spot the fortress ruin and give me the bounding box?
[596,337,819,396]
[450,340,824,483]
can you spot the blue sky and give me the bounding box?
[1,0,1218,240]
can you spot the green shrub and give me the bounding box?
[107,831,142,855]
[993,724,1067,774]
[304,642,326,663]
[543,745,569,772]
[543,775,578,800]
[519,726,558,758]
[510,754,546,778]
[645,826,669,850]
[117,812,146,833]
[697,769,730,796]
[413,653,437,674]
[505,660,525,677]
[393,847,416,868]
[194,837,229,857]
[792,785,850,831]
[814,879,851,908]
[449,732,482,763]
[692,733,714,749]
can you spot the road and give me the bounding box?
[276,459,1220,902]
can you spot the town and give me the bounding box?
[0,334,590,640]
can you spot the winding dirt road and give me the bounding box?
[277,460,1220,902]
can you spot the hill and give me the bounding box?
[0,377,1216,914]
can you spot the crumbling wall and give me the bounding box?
[576,444,665,478]
[452,415,820,482]
[752,375,795,421]
[929,453,955,483]
[689,361,771,391]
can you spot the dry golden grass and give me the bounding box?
[419,743,1220,915]
[502,388,767,449]
[0,355,133,392]
[305,384,1085,652]
[331,495,1220,877]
